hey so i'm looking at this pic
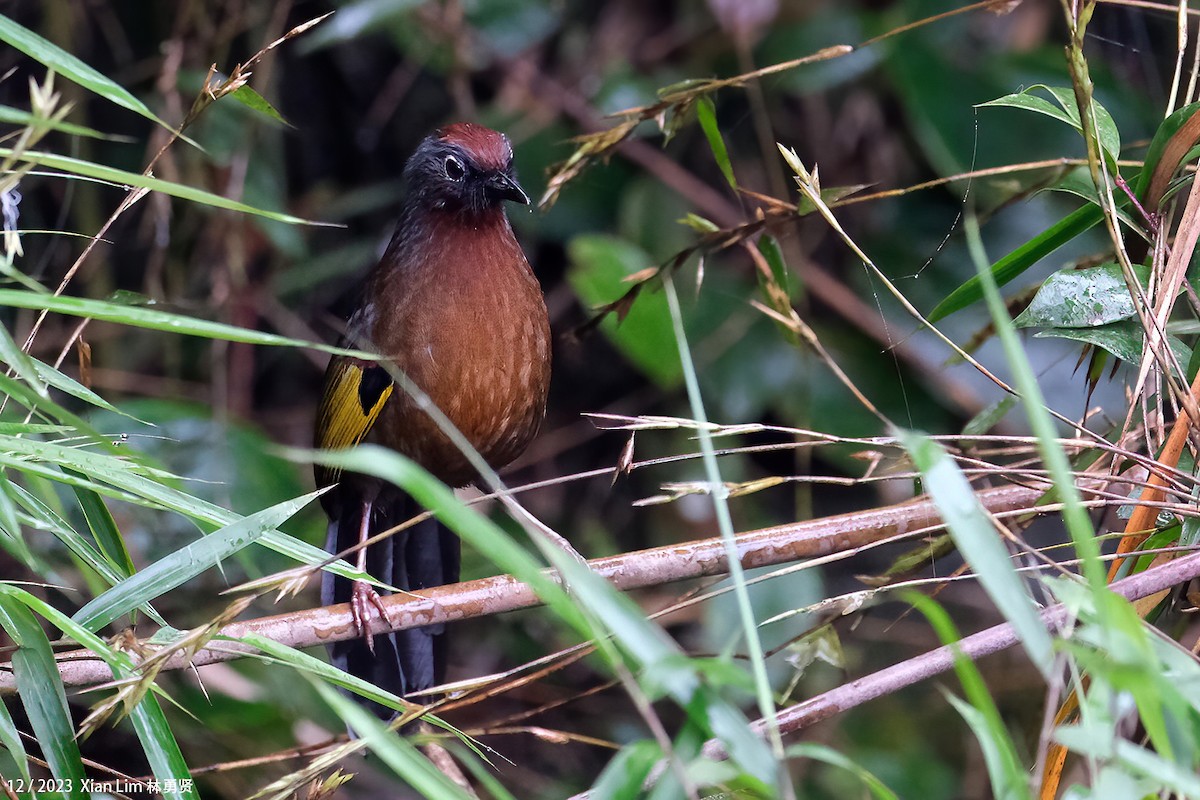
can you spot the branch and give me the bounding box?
[0,484,1045,693]
[568,536,1200,800]
[730,544,1200,744]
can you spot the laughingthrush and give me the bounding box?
[314,123,551,716]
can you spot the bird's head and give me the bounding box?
[404,123,529,216]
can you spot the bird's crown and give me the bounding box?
[434,123,513,172]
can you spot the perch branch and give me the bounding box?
[0,484,1046,693]
[568,535,1200,800]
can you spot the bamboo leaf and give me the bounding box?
[899,429,1054,677]
[72,489,327,630]
[0,595,86,797]
[696,96,737,191]
[0,289,376,358]
[0,148,326,225]
[0,14,167,129]
[928,203,1104,322]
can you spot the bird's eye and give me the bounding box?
[444,156,465,181]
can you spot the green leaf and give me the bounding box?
[679,212,720,233]
[0,360,107,442]
[0,314,49,397]
[591,740,662,800]
[125,690,197,800]
[242,633,411,713]
[961,396,1016,437]
[0,472,35,566]
[0,325,117,454]
[696,96,737,191]
[0,289,375,357]
[0,595,86,796]
[980,85,1120,164]
[1038,323,1141,361]
[928,202,1105,321]
[0,435,364,588]
[0,682,29,781]
[3,588,194,796]
[0,148,324,225]
[1135,101,1200,198]
[0,14,168,129]
[32,358,131,417]
[242,636,481,758]
[72,489,326,630]
[0,104,132,141]
[68,472,136,577]
[785,743,900,800]
[910,594,1030,800]
[1113,740,1200,796]
[757,234,793,300]
[6,479,132,591]
[898,429,1054,677]
[1034,321,1191,368]
[1014,263,1150,329]
[661,273,781,790]
[937,103,1200,321]
[1049,169,1142,233]
[948,696,1031,800]
[313,444,777,787]
[228,84,290,126]
[657,77,714,99]
[0,422,71,435]
[567,235,682,387]
[965,211,1106,593]
[309,445,583,640]
[311,680,475,799]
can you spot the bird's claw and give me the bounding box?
[351,581,391,654]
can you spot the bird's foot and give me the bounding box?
[351,580,392,654]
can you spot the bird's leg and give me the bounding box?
[351,500,392,653]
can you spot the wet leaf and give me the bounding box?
[1014,263,1150,329]
[1034,321,1191,367]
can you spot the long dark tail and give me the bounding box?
[322,493,461,719]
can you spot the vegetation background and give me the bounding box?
[0,0,1196,798]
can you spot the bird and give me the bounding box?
[313,122,551,719]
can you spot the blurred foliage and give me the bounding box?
[0,0,1195,798]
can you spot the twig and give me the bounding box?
[0,484,1047,692]
[570,541,1200,799]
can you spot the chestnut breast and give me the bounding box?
[369,210,551,487]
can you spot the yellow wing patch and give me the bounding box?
[315,359,393,485]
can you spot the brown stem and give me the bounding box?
[734,545,1200,743]
[569,537,1200,800]
[0,484,1045,693]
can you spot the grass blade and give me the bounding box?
[928,203,1104,322]
[0,594,86,797]
[898,428,1054,677]
[696,96,737,191]
[7,588,195,796]
[0,663,29,781]
[311,680,474,799]
[0,14,167,129]
[0,148,325,225]
[964,211,1104,591]
[72,489,327,630]
[910,594,1031,800]
[0,288,376,357]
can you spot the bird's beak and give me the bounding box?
[486,172,530,205]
